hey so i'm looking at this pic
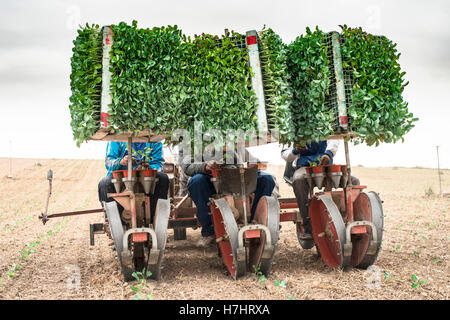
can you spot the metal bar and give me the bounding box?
[279,211,298,222]
[168,218,198,229]
[127,136,132,186]
[246,30,268,133]
[100,26,113,128]
[278,197,298,204]
[331,31,348,131]
[130,193,137,229]
[279,203,298,210]
[40,208,103,220]
[344,139,352,187]
[240,168,248,226]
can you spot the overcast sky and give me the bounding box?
[0,0,449,168]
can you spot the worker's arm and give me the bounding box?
[105,142,125,174]
[180,155,209,177]
[325,139,339,158]
[281,146,300,162]
[146,142,164,171]
[320,140,339,165]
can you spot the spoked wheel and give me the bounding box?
[211,198,241,279]
[355,192,384,269]
[147,198,170,280]
[248,196,279,276]
[309,195,346,268]
[104,201,134,281]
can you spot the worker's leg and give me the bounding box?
[187,174,215,237]
[150,172,169,219]
[98,175,116,203]
[351,175,360,186]
[292,167,312,235]
[250,171,276,221]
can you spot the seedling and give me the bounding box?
[274,279,287,288]
[252,264,267,288]
[130,269,153,300]
[411,274,426,289]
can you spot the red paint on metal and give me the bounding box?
[245,229,261,239]
[350,192,372,266]
[351,225,367,234]
[280,202,298,209]
[101,112,110,127]
[279,211,297,222]
[210,202,236,277]
[246,35,257,45]
[309,197,343,268]
[132,232,148,242]
[340,115,349,125]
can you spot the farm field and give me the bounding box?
[0,158,448,300]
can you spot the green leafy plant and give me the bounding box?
[286,27,334,145]
[307,155,322,167]
[69,21,258,147]
[274,279,287,288]
[252,263,267,287]
[411,274,426,289]
[425,187,434,197]
[340,25,418,146]
[130,269,153,300]
[259,27,293,143]
[69,23,102,146]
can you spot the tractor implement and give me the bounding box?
[210,165,280,279]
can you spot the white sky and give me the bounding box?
[0,0,449,168]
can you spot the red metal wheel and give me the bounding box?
[309,194,346,268]
[248,196,279,276]
[211,198,241,279]
[348,192,372,267]
[356,192,384,269]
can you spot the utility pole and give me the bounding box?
[436,146,442,195]
[8,139,13,179]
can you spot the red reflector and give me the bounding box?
[132,232,148,242]
[245,229,261,239]
[246,35,257,45]
[340,115,348,125]
[101,112,110,127]
[351,225,367,234]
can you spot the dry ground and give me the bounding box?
[0,158,448,300]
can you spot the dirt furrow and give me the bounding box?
[0,160,99,281]
[0,159,81,213]
[0,159,109,299]
[0,160,88,227]
[0,159,67,204]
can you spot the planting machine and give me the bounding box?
[40,26,383,281]
[39,136,383,281]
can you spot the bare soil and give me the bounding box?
[0,159,448,300]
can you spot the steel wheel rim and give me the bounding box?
[309,195,346,268]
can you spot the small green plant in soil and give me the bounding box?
[130,269,153,300]
[411,274,426,289]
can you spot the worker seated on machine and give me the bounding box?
[281,140,360,241]
[98,141,169,222]
[181,151,276,248]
